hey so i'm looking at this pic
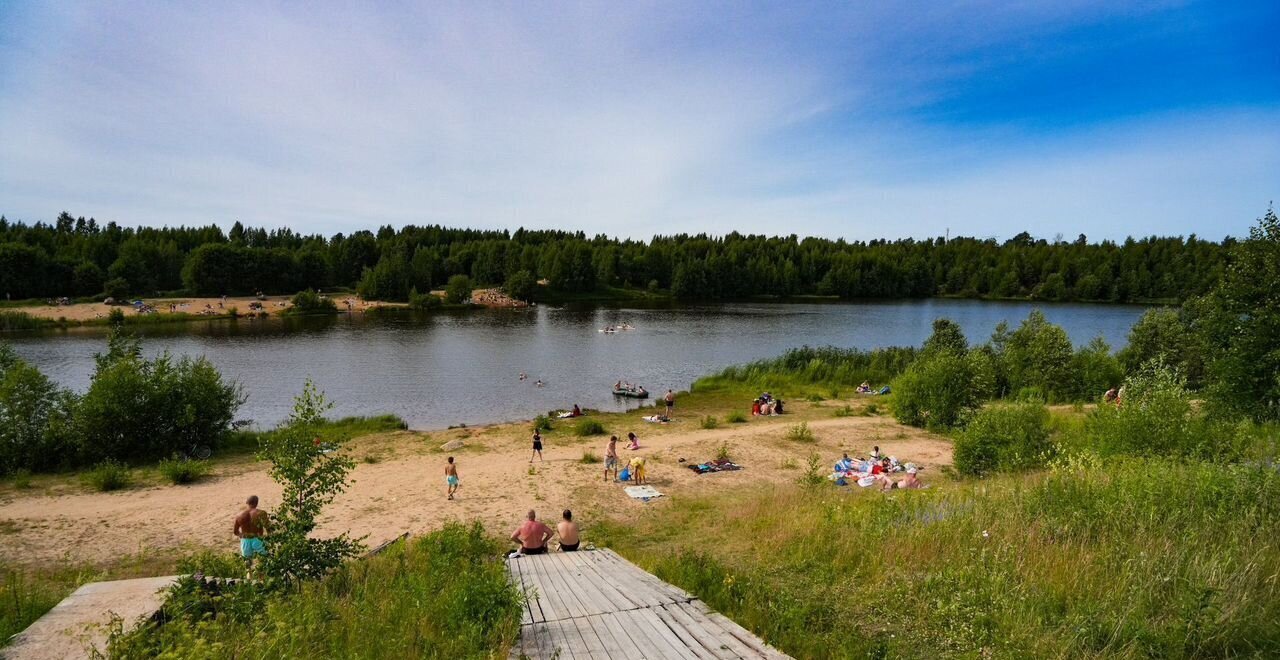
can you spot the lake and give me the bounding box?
[6,299,1149,430]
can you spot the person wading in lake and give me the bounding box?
[233,495,270,577]
[531,430,544,463]
[445,456,460,500]
[664,389,675,418]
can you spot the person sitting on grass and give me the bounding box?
[835,453,855,473]
[571,404,582,417]
[871,456,891,475]
[558,510,581,552]
[857,381,872,394]
[627,432,641,450]
[510,509,554,555]
[878,465,923,491]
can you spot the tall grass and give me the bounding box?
[109,522,520,658]
[574,419,606,436]
[0,568,64,643]
[0,310,47,332]
[596,458,1280,658]
[694,345,917,395]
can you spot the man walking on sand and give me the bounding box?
[664,389,675,418]
[445,456,460,500]
[233,495,269,577]
[604,435,619,481]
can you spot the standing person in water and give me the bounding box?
[445,456,460,500]
[233,495,270,577]
[664,390,675,417]
[604,436,620,481]
[531,430,544,462]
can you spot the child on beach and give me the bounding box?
[531,430,544,462]
[445,456,459,500]
[605,436,619,481]
[629,455,647,485]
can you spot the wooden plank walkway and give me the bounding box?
[506,549,790,660]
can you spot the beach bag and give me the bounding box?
[620,467,631,481]
[857,476,877,488]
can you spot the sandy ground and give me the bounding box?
[0,405,951,569]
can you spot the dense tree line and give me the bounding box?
[0,211,1231,302]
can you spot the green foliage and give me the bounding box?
[0,567,65,643]
[444,274,473,304]
[502,269,536,301]
[833,404,855,417]
[0,345,76,474]
[954,403,1053,476]
[407,287,442,310]
[695,345,918,394]
[785,421,815,443]
[892,350,993,429]
[1120,307,1205,388]
[356,249,413,302]
[797,453,824,488]
[574,419,606,436]
[288,289,337,314]
[922,318,968,357]
[0,310,43,331]
[176,549,247,579]
[75,329,244,464]
[1193,208,1280,422]
[699,415,719,429]
[1003,310,1074,402]
[715,440,732,461]
[157,456,212,485]
[532,414,553,431]
[103,277,130,300]
[10,469,32,488]
[725,410,747,423]
[110,523,521,658]
[602,456,1280,658]
[580,450,601,464]
[82,459,132,491]
[256,381,364,587]
[106,306,125,325]
[1068,336,1124,401]
[1079,362,1242,460]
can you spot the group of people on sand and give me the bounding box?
[855,381,891,395]
[833,446,924,492]
[603,433,645,483]
[751,392,784,416]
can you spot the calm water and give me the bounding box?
[6,300,1148,429]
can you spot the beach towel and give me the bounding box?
[686,459,743,474]
[857,476,877,488]
[624,485,663,499]
[642,415,669,423]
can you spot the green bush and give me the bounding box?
[785,422,815,443]
[954,403,1052,477]
[288,289,337,314]
[503,269,536,301]
[580,450,601,464]
[892,350,994,429]
[574,419,606,436]
[103,277,130,301]
[445,274,473,305]
[700,415,719,429]
[407,287,442,310]
[725,411,747,423]
[0,568,65,643]
[82,459,132,491]
[10,469,32,488]
[157,456,212,485]
[176,549,246,578]
[74,329,244,464]
[715,441,732,461]
[833,404,854,417]
[1082,362,1241,460]
[0,310,42,331]
[694,346,919,394]
[532,415,553,432]
[1001,310,1074,402]
[0,345,76,474]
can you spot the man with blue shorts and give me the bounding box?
[234,495,270,576]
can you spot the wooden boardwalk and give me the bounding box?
[506,549,790,660]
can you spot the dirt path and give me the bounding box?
[0,411,951,569]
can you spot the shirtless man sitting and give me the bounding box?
[233,495,270,575]
[510,509,554,555]
[557,510,581,552]
[878,465,923,491]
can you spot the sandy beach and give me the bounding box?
[0,402,950,569]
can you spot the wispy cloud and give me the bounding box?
[1,1,1276,240]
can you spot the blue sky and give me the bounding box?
[1,1,1276,241]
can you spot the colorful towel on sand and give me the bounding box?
[624,485,663,499]
[686,459,743,474]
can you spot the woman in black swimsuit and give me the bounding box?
[531,431,544,462]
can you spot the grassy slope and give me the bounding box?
[595,451,1280,658]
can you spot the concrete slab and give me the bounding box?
[5,575,179,660]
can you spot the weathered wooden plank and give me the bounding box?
[677,601,760,658]
[651,603,722,660]
[633,605,703,660]
[525,555,568,623]
[660,603,738,659]
[585,612,643,660]
[552,552,613,617]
